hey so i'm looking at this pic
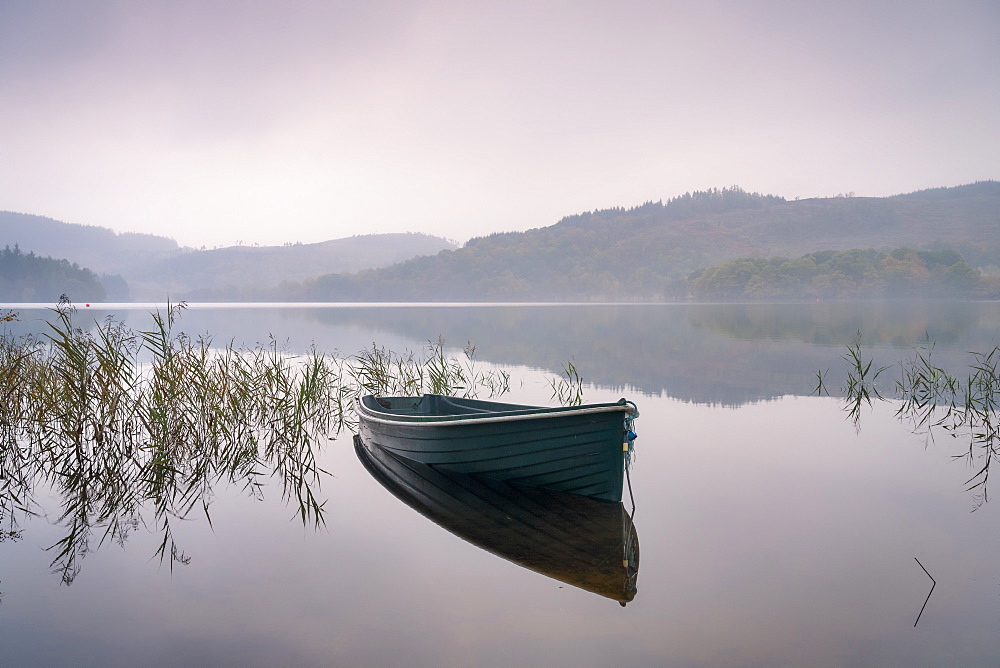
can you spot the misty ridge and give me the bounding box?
[0,181,998,303]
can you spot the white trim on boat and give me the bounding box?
[356,398,633,427]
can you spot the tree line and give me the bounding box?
[548,186,787,230]
[2,183,996,303]
[0,245,109,302]
[689,248,998,300]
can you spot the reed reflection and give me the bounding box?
[354,436,639,606]
[303,301,1000,405]
[0,302,518,585]
[824,337,1000,507]
[0,302,337,584]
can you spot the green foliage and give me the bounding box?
[350,338,510,409]
[0,245,110,302]
[558,186,786,224]
[549,360,585,406]
[1,301,348,581]
[272,182,1000,303]
[840,334,891,424]
[0,210,178,279]
[829,337,1000,507]
[10,183,997,303]
[690,248,998,300]
[263,186,789,301]
[0,303,524,583]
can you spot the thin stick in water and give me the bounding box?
[913,557,936,627]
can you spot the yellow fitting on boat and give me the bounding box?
[622,443,629,451]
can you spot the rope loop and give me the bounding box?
[623,400,638,470]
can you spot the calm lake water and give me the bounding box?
[2,301,1000,666]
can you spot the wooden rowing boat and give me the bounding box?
[355,394,638,503]
[354,435,639,605]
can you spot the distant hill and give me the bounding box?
[700,181,1000,265]
[0,211,457,301]
[689,248,997,300]
[3,182,997,302]
[284,182,1000,301]
[0,211,181,277]
[0,245,108,302]
[127,233,459,299]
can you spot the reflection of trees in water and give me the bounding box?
[9,300,996,406]
[312,302,1000,406]
[687,301,981,347]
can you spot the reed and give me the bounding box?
[829,336,1000,506]
[0,302,520,581]
[549,360,585,406]
[347,338,510,412]
[841,334,891,426]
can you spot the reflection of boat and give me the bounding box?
[354,435,639,605]
[356,394,638,503]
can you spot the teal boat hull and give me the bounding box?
[354,435,639,604]
[356,394,636,503]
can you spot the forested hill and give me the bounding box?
[0,211,179,277]
[285,182,1000,301]
[0,245,108,302]
[0,210,457,301]
[128,233,458,299]
[690,248,998,300]
[3,181,997,302]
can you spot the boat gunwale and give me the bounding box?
[356,395,634,427]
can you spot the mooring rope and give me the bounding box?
[623,399,639,471]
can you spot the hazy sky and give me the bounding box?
[1,1,997,249]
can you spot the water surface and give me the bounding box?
[2,301,998,665]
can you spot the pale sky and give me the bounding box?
[1,0,997,249]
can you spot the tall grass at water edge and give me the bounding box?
[819,334,1000,507]
[0,302,525,583]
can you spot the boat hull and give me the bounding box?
[355,435,639,604]
[356,394,634,503]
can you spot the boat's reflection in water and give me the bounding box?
[354,435,639,605]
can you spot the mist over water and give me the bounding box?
[1,301,998,665]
